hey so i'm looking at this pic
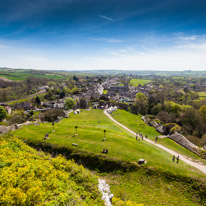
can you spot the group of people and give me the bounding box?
[136,132,147,141]
[172,155,180,163]
[102,149,108,154]
[43,133,49,140]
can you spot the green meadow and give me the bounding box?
[12,109,205,178]
[11,109,206,205]
[130,79,151,87]
[0,70,67,81]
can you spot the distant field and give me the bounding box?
[103,90,108,94]
[11,109,206,205]
[7,92,47,105]
[130,78,151,87]
[198,92,206,100]
[0,70,67,81]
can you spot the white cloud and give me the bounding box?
[1,38,206,71]
[98,15,114,21]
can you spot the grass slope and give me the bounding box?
[12,110,205,178]
[10,109,206,205]
[112,110,206,163]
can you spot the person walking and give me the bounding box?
[172,155,175,162]
[136,133,138,141]
[176,155,179,163]
[155,136,158,143]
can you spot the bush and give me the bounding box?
[39,109,64,122]
[0,106,7,122]
[8,110,27,125]
[64,97,75,110]
[0,135,103,205]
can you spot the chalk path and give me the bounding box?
[104,110,206,174]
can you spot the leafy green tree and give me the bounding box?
[0,106,7,122]
[134,93,148,115]
[200,106,206,122]
[65,97,75,110]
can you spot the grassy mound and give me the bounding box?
[12,110,205,178]
[10,109,206,205]
[0,135,103,206]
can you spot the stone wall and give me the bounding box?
[168,132,206,158]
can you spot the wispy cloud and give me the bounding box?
[178,35,197,40]
[177,35,206,41]
[98,15,114,21]
[92,38,122,43]
[174,42,206,51]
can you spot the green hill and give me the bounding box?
[10,109,206,205]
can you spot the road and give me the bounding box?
[104,110,206,174]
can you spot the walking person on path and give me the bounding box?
[177,155,180,163]
[141,135,143,141]
[172,155,175,162]
[155,136,158,144]
[136,133,138,141]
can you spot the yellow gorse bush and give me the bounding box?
[0,135,103,206]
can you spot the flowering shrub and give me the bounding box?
[0,135,103,205]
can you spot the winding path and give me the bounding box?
[104,110,206,174]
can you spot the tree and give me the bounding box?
[0,106,7,122]
[64,97,75,110]
[35,96,41,105]
[79,98,88,109]
[200,106,206,122]
[134,93,148,115]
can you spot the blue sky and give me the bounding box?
[0,0,206,70]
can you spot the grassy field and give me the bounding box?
[11,109,206,205]
[130,79,151,87]
[6,92,46,105]
[103,90,108,94]
[0,69,67,81]
[198,92,206,100]
[11,109,205,177]
[112,110,206,163]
